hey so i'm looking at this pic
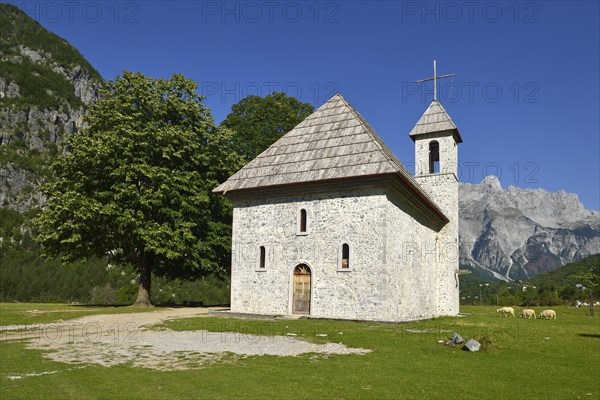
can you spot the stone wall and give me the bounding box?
[414,133,458,179]
[230,184,450,322]
[383,191,441,320]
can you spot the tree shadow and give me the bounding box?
[578,333,600,339]
[70,303,144,308]
[70,302,228,309]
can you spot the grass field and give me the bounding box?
[1,303,599,399]
[0,302,161,326]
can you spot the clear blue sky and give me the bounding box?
[10,0,600,209]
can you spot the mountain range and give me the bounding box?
[459,176,599,281]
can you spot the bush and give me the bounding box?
[115,284,138,305]
[472,334,498,353]
[89,283,116,305]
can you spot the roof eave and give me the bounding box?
[409,128,462,144]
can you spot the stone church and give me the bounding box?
[214,93,462,322]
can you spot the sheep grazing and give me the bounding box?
[520,309,536,319]
[497,306,515,317]
[539,309,557,319]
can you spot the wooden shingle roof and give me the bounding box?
[409,100,462,143]
[214,93,448,223]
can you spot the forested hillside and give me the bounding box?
[459,253,600,306]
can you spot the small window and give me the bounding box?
[300,209,307,232]
[256,246,267,271]
[338,243,352,271]
[342,244,350,269]
[429,141,440,174]
[297,208,308,235]
[259,246,266,269]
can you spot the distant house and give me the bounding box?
[214,93,462,321]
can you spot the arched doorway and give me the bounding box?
[292,264,311,315]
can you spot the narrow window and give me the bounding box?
[429,141,440,174]
[342,244,350,269]
[299,209,307,233]
[259,246,266,269]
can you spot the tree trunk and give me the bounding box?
[133,257,152,307]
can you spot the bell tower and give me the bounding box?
[410,61,462,315]
[410,100,462,180]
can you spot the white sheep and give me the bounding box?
[497,306,515,317]
[520,309,536,319]
[539,309,557,319]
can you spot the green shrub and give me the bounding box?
[115,284,138,305]
[89,283,116,305]
[471,334,498,353]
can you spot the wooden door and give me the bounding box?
[293,265,311,315]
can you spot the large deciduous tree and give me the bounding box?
[221,92,314,161]
[35,71,241,306]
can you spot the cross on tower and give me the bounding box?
[416,60,455,101]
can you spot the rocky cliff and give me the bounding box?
[0,3,102,212]
[459,176,600,281]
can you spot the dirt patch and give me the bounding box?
[2,308,370,371]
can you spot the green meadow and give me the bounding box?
[0,302,161,326]
[1,303,599,399]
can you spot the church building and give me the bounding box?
[214,91,462,322]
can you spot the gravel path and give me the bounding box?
[2,308,370,370]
